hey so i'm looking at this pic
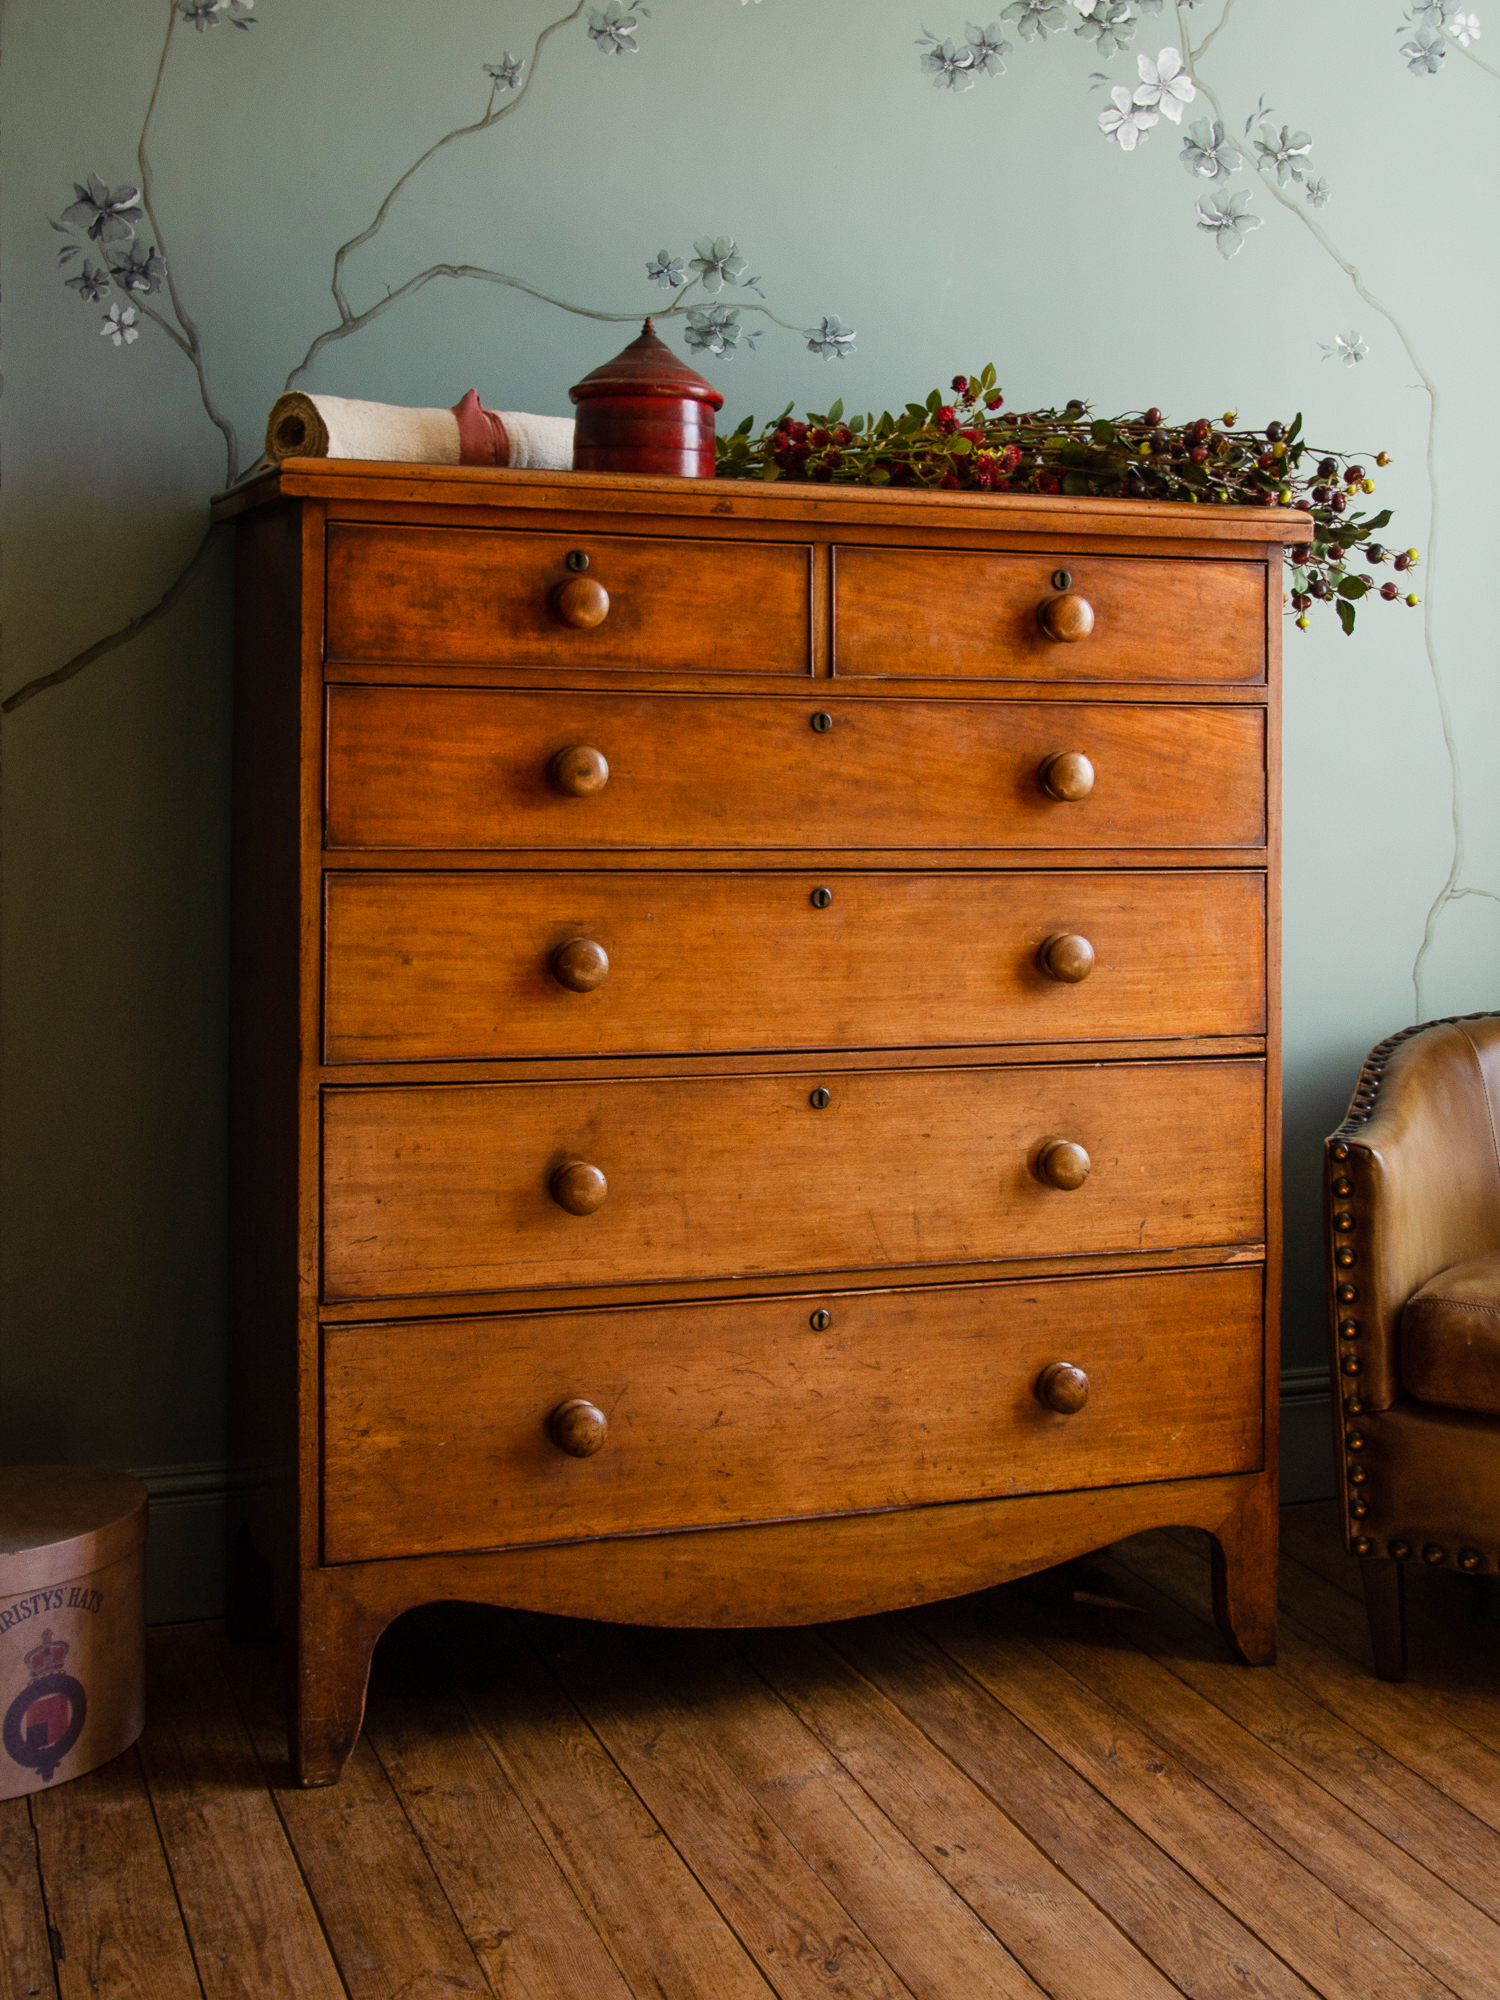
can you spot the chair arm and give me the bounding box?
[1326,1013,1500,1411]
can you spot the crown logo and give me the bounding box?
[23,1630,68,1679]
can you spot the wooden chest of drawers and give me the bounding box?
[219,460,1301,1785]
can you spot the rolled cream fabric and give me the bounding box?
[263,390,575,470]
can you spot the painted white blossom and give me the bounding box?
[1195,188,1262,258]
[100,303,138,345]
[1179,117,1243,179]
[1303,176,1331,208]
[1400,23,1447,71]
[1099,83,1158,150]
[1450,10,1481,44]
[1133,47,1195,123]
[1320,330,1370,367]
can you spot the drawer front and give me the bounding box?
[834,548,1265,683]
[321,1059,1265,1300]
[324,688,1266,852]
[325,525,811,673]
[322,1265,1265,1561]
[323,869,1267,1062]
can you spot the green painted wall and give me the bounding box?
[4,0,1496,1616]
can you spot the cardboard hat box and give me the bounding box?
[0,1467,148,1798]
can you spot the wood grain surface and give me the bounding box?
[322,868,1267,1062]
[834,547,1265,683]
[321,1264,1263,1561]
[321,1057,1266,1299]
[326,523,812,673]
[323,685,1267,852]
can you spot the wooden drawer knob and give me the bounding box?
[1036,1362,1090,1414]
[548,1398,608,1457]
[1038,591,1095,643]
[551,938,610,992]
[549,745,610,797]
[1037,1140,1091,1191]
[550,1160,608,1215]
[1038,933,1095,984]
[555,575,611,629]
[1039,750,1095,802]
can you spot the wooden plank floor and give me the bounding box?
[6,1502,1500,2000]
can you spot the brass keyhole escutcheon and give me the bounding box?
[1051,569,1072,591]
[551,938,610,992]
[1036,1362,1089,1414]
[810,1309,832,1331]
[811,710,833,732]
[549,745,610,797]
[565,550,590,572]
[548,1398,608,1456]
[809,1088,831,1109]
[810,886,833,909]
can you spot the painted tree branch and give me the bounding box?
[136,1,242,481]
[1178,3,1479,1018]
[1,526,221,715]
[327,1,589,324]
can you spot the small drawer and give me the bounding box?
[321,1264,1265,1562]
[322,869,1267,1062]
[325,524,812,673]
[321,1058,1265,1300]
[324,688,1266,852]
[834,548,1266,683]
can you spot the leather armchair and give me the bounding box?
[1325,1010,1500,1678]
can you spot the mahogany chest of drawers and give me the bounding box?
[219,460,1302,1785]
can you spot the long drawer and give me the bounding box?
[834,547,1266,682]
[321,1059,1265,1300]
[325,524,812,673]
[324,688,1266,852]
[323,869,1267,1062]
[321,1265,1265,1561]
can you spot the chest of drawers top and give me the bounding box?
[217,457,1305,695]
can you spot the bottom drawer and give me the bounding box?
[321,1264,1263,1562]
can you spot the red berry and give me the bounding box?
[951,376,968,395]
[1380,582,1399,601]
[1347,465,1364,484]
[1291,544,1311,564]
[1318,458,1337,479]
[809,428,829,448]
[1394,551,1410,571]
[1144,407,1163,426]
[1328,543,1344,561]
[1190,445,1208,465]
[940,471,960,490]
[1266,421,1285,441]
[1330,492,1346,513]
[985,394,1002,410]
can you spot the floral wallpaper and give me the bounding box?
[3,0,1497,1611]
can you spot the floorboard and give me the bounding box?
[18,1503,1500,2000]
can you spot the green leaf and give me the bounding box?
[926,388,943,415]
[869,467,891,486]
[1337,597,1357,636]
[774,402,794,422]
[827,397,844,425]
[733,414,753,437]
[1062,472,1090,496]
[1285,411,1303,444]
[1338,575,1369,599]
[979,363,997,392]
[1090,420,1117,445]
[949,437,973,456]
[850,413,865,434]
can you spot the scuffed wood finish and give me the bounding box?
[326,523,813,673]
[323,868,1267,1063]
[322,1266,1264,1561]
[28,1753,202,2000]
[321,1058,1265,1300]
[834,547,1266,683]
[135,1626,345,2000]
[0,1798,56,2000]
[325,685,1267,853]
[226,466,1281,1791]
[40,1509,1500,2000]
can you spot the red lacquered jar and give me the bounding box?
[569,318,724,478]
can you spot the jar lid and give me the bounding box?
[0,1467,148,1596]
[569,318,724,410]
